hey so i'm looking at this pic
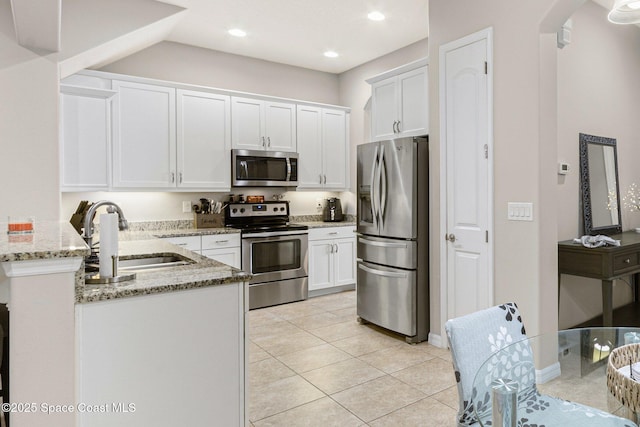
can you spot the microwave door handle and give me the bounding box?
[240,160,248,178]
[286,158,291,181]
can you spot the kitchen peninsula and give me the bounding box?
[0,221,250,427]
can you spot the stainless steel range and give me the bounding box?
[225,201,308,310]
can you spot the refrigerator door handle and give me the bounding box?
[359,237,409,249]
[379,145,387,229]
[370,145,380,228]
[358,263,408,279]
[374,145,384,229]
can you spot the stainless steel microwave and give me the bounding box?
[232,149,298,187]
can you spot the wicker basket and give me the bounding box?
[607,343,640,412]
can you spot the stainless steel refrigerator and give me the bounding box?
[356,136,429,343]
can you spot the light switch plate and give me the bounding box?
[508,202,533,221]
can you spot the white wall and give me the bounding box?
[557,1,640,328]
[0,0,60,221]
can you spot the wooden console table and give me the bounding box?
[558,231,640,327]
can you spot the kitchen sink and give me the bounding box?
[85,254,195,284]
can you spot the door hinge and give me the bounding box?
[485,230,489,243]
[484,61,488,74]
[484,144,488,159]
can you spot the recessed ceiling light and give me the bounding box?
[228,28,247,37]
[367,11,385,21]
[324,51,339,58]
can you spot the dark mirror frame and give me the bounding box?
[579,133,622,236]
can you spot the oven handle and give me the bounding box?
[242,229,308,238]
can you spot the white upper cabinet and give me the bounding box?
[369,60,428,141]
[112,80,177,188]
[60,86,114,191]
[297,106,349,190]
[177,89,231,190]
[231,97,296,151]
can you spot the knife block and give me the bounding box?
[194,213,224,229]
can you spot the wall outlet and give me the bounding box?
[316,198,324,212]
[182,201,192,213]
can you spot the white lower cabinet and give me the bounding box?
[76,284,247,427]
[161,235,201,253]
[308,226,356,292]
[202,234,241,269]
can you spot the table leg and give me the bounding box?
[602,279,613,327]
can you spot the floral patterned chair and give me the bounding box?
[445,302,636,427]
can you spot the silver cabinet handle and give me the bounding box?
[392,121,398,133]
[216,240,229,244]
[267,137,271,147]
[319,174,323,184]
[171,172,175,183]
[262,136,266,147]
[334,243,338,253]
[179,172,183,183]
[323,174,327,184]
[329,244,334,254]
[358,263,407,279]
[328,232,338,235]
[396,120,401,133]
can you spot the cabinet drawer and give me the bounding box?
[162,236,201,252]
[614,252,640,273]
[309,226,355,241]
[202,233,240,250]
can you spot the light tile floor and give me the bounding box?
[248,290,459,426]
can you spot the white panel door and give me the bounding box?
[334,238,356,286]
[296,105,323,188]
[177,89,231,190]
[231,97,264,150]
[443,35,492,320]
[309,240,333,291]
[202,248,241,269]
[60,93,111,190]
[398,67,429,137]
[264,101,296,151]
[322,109,348,189]
[112,81,176,188]
[371,77,397,141]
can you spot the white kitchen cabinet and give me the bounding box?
[202,234,241,269]
[369,62,428,141]
[112,80,176,188]
[308,226,356,292]
[231,96,296,151]
[297,106,349,190]
[60,85,115,191]
[177,89,231,190]
[76,284,247,427]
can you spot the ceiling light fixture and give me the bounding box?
[367,11,385,21]
[324,51,339,58]
[228,28,247,37]
[608,0,640,24]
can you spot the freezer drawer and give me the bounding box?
[356,260,416,336]
[357,234,416,270]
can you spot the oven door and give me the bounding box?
[242,230,308,284]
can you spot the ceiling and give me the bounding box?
[158,0,429,74]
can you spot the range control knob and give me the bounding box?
[240,208,245,213]
[273,207,278,212]
[232,208,238,214]
[280,207,285,211]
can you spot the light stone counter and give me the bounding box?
[0,221,90,262]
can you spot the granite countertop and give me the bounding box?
[0,221,90,262]
[80,238,250,303]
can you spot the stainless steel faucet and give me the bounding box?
[82,200,129,251]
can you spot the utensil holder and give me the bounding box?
[194,213,224,229]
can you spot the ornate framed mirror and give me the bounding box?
[579,133,622,236]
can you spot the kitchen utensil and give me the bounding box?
[199,198,211,214]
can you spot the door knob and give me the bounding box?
[446,233,456,242]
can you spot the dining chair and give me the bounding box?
[445,302,636,427]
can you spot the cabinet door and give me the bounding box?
[202,248,241,269]
[162,235,201,252]
[112,81,176,188]
[334,237,356,286]
[231,97,264,150]
[264,101,296,151]
[322,109,348,190]
[177,90,231,190]
[371,77,398,141]
[398,67,428,137]
[308,240,333,291]
[296,105,324,189]
[60,92,111,190]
